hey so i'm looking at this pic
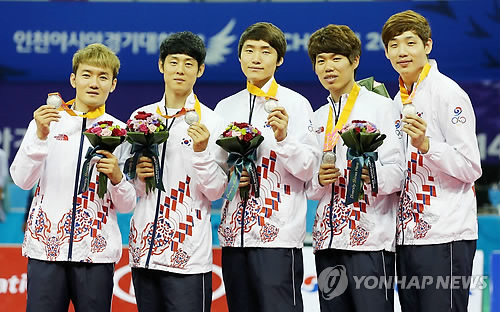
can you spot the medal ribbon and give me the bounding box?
[323,83,360,152]
[49,92,106,119]
[156,94,202,122]
[399,62,431,105]
[246,79,279,100]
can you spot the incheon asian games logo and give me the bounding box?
[451,106,466,125]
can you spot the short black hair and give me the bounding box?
[159,31,206,68]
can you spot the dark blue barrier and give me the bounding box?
[0,0,499,83]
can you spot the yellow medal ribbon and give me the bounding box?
[399,62,431,105]
[48,92,106,119]
[323,83,361,152]
[63,99,105,119]
[246,79,279,100]
[155,94,202,122]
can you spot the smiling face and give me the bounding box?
[70,63,117,112]
[314,52,359,101]
[239,39,283,88]
[385,30,432,86]
[159,54,205,96]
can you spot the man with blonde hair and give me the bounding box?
[11,43,136,312]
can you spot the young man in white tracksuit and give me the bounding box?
[10,43,136,312]
[214,22,320,312]
[306,24,404,312]
[128,31,227,312]
[382,10,482,312]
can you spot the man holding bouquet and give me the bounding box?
[214,22,319,312]
[127,31,227,312]
[10,43,136,312]
[382,11,482,311]
[306,24,404,311]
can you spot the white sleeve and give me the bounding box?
[108,142,137,213]
[274,98,321,182]
[191,114,228,201]
[305,170,331,200]
[375,99,405,195]
[422,89,482,183]
[10,120,48,190]
[192,148,228,201]
[305,108,330,200]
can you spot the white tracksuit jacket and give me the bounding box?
[11,111,136,263]
[215,78,320,248]
[307,86,404,252]
[395,60,482,245]
[128,92,227,274]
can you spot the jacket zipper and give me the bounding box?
[327,96,341,250]
[241,200,247,247]
[145,131,169,268]
[68,118,87,261]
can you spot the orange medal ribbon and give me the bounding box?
[246,79,279,100]
[399,62,431,105]
[155,94,202,122]
[48,92,106,119]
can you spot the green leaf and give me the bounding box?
[359,132,379,153]
[356,76,391,98]
[357,77,375,91]
[369,134,387,151]
[126,131,169,146]
[83,133,126,153]
[216,135,264,155]
[372,84,390,98]
[340,129,362,152]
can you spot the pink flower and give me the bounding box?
[365,124,377,133]
[90,126,102,135]
[138,123,149,134]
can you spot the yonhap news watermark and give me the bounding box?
[317,265,488,300]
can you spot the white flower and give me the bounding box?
[148,124,157,133]
[101,128,112,136]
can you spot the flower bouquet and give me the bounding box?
[78,121,127,199]
[216,122,264,201]
[124,111,169,194]
[357,77,390,98]
[340,120,386,205]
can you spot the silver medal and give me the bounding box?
[402,103,416,117]
[264,99,278,113]
[185,110,199,125]
[46,94,62,109]
[322,151,337,164]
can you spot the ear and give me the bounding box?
[158,59,164,74]
[276,57,284,67]
[197,64,205,78]
[424,38,433,55]
[384,47,390,60]
[110,78,117,93]
[70,73,76,88]
[352,56,360,70]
